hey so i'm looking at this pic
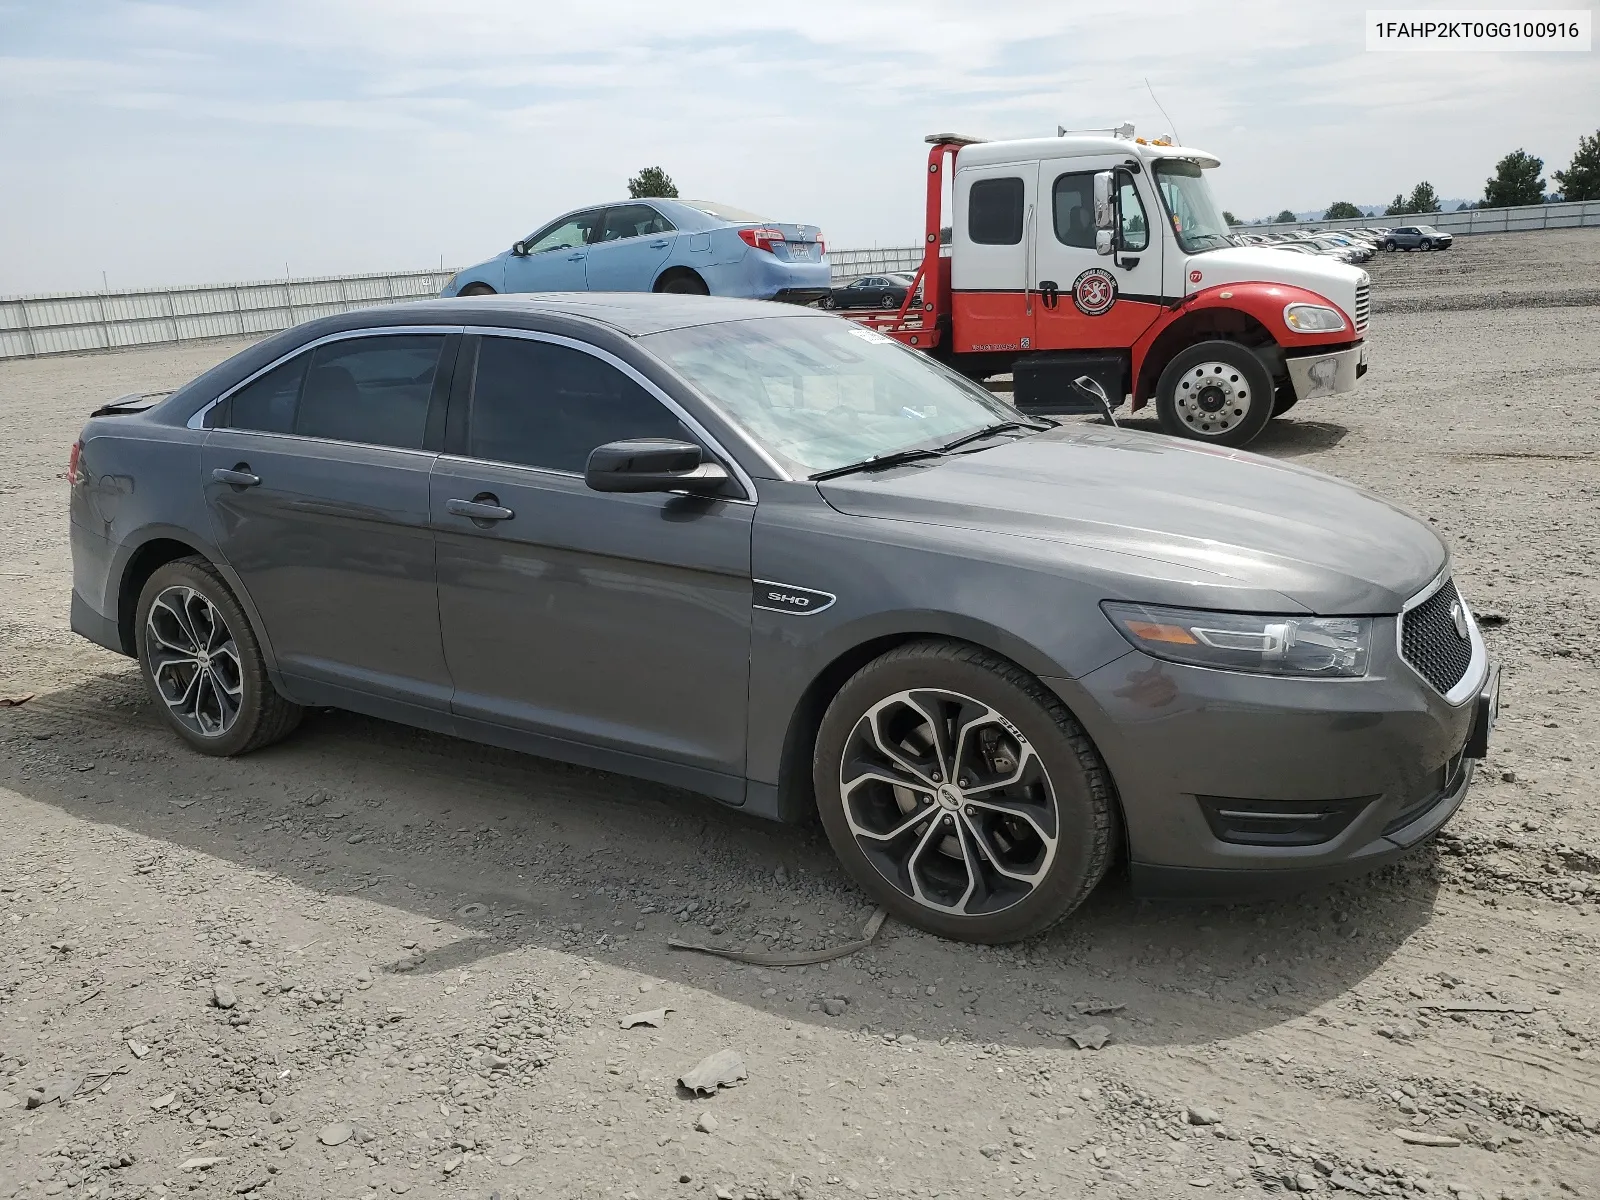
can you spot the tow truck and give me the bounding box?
[847,128,1370,447]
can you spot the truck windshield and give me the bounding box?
[642,317,1017,477]
[1153,159,1234,254]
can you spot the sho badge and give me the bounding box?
[753,580,836,616]
[1072,268,1118,316]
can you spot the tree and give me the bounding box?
[1222,210,1241,226]
[1324,200,1362,220]
[1384,193,1410,216]
[1274,208,1297,223]
[1554,129,1600,201]
[627,166,679,199]
[1406,181,1440,214]
[1483,150,1545,208]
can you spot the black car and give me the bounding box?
[823,273,916,310]
[67,295,1496,943]
[1383,225,1453,252]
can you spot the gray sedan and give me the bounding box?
[67,295,1498,943]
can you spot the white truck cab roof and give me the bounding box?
[938,133,1221,170]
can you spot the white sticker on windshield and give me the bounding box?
[846,326,894,346]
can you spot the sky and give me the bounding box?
[1,0,1596,294]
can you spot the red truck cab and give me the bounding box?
[850,131,1370,447]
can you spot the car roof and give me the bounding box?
[336,293,831,338]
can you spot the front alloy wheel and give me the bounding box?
[815,640,1116,943]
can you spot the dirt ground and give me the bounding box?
[1,228,1598,1200]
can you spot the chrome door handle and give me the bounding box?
[446,498,514,522]
[650,240,670,248]
[567,254,586,261]
[211,467,260,488]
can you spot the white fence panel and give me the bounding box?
[1245,199,1600,237]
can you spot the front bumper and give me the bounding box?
[1286,341,1364,402]
[1045,617,1497,899]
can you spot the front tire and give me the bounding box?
[1154,340,1275,447]
[1420,238,1433,251]
[135,558,302,757]
[1385,240,1397,252]
[813,640,1117,944]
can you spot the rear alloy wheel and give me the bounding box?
[814,640,1116,943]
[1154,340,1274,446]
[135,557,302,756]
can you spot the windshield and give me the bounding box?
[641,316,1016,476]
[1153,159,1233,253]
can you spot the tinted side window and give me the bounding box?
[601,204,675,241]
[295,335,445,450]
[968,177,1024,245]
[468,337,687,473]
[223,355,307,433]
[1051,173,1095,249]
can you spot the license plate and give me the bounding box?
[786,244,812,260]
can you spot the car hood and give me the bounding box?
[817,426,1445,614]
[1192,245,1367,314]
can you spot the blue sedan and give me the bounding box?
[440,199,832,304]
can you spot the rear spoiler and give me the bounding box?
[91,391,171,418]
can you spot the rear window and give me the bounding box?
[221,356,306,433]
[968,177,1024,245]
[680,200,768,224]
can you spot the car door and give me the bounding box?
[502,210,603,293]
[430,330,754,793]
[199,329,457,710]
[584,204,679,292]
[1031,161,1165,359]
[839,279,870,308]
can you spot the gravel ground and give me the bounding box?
[1,228,1597,1200]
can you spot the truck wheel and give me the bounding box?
[812,639,1117,944]
[1272,380,1300,417]
[1154,341,1275,446]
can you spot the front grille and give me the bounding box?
[1354,281,1370,332]
[1401,577,1473,695]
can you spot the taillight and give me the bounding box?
[737,227,786,254]
[66,440,82,485]
[816,235,827,254]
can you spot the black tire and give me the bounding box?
[459,283,496,297]
[1419,239,1432,251]
[658,272,709,296]
[821,295,837,309]
[813,639,1117,944]
[134,557,302,757]
[1272,379,1300,417]
[881,292,897,308]
[1384,240,1397,252]
[1153,340,1275,447]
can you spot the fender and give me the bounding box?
[1129,282,1358,410]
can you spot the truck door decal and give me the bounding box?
[1072,268,1118,316]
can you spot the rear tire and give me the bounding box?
[658,272,710,296]
[813,639,1117,944]
[135,558,302,757]
[459,283,496,297]
[1154,340,1275,447]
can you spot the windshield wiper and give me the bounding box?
[809,446,947,481]
[936,420,1050,453]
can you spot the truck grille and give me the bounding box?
[1354,281,1370,332]
[1401,577,1473,695]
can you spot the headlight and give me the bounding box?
[1102,602,1371,678]
[1283,303,1347,334]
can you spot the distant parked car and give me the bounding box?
[822,273,917,310]
[441,199,832,303]
[1384,226,1453,252]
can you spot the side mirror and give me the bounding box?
[1092,171,1116,231]
[1095,229,1115,257]
[510,241,528,257]
[584,438,730,494]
